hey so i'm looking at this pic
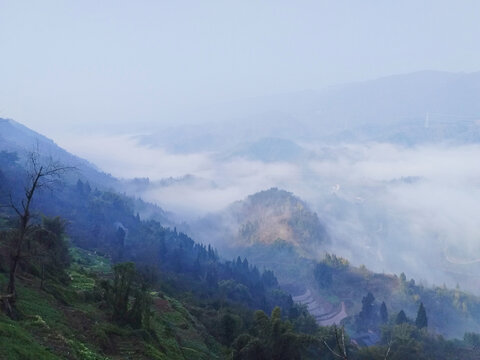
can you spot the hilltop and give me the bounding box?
[191,188,328,255]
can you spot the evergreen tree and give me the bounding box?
[396,310,408,325]
[356,292,377,331]
[361,292,375,317]
[380,301,388,324]
[115,226,126,261]
[221,313,238,345]
[415,302,428,329]
[313,262,333,288]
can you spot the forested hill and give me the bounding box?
[3,123,480,359]
[191,188,328,256]
[0,118,117,189]
[0,146,326,359]
[0,149,292,312]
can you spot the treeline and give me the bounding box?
[313,251,480,340]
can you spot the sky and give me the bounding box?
[1,1,480,137]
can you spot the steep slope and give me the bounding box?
[0,249,224,360]
[0,121,325,359]
[0,118,175,227]
[0,118,117,188]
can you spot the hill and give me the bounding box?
[0,136,323,359]
[191,188,329,256]
[190,187,480,339]
[0,118,117,189]
[3,119,480,358]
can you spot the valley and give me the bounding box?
[2,72,480,359]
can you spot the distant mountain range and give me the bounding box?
[137,70,480,153]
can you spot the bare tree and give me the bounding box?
[1,149,73,314]
[323,325,393,360]
[323,325,349,360]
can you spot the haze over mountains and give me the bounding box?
[133,70,480,153]
[4,70,480,295]
[4,1,480,356]
[4,117,480,341]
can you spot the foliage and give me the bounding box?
[232,307,315,360]
[355,292,378,331]
[380,301,388,324]
[322,253,349,269]
[395,310,408,325]
[4,148,480,359]
[415,302,428,329]
[101,262,152,329]
[314,262,333,288]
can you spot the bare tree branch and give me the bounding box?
[323,340,345,359]
[8,194,22,217]
[384,340,393,360]
[324,325,349,360]
[1,147,73,311]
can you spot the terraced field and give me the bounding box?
[293,289,347,326]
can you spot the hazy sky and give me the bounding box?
[1,1,480,136]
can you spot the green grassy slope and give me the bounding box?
[0,248,224,360]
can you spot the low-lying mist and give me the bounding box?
[60,133,480,293]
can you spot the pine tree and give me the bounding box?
[380,301,388,323]
[396,310,408,325]
[361,292,375,317]
[356,292,377,331]
[415,302,428,329]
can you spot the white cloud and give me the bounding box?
[58,134,213,180]
[57,134,480,292]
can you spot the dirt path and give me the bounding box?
[293,289,348,326]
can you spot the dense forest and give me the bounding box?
[2,148,480,359]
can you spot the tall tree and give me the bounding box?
[34,216,71,288]
[314,262,333,288]
[3,151,71,306]
[101,262,151,329]
[380,301,388,324]
[395,310,408,325]
[356,292,377,331]
[415,302,428,329]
